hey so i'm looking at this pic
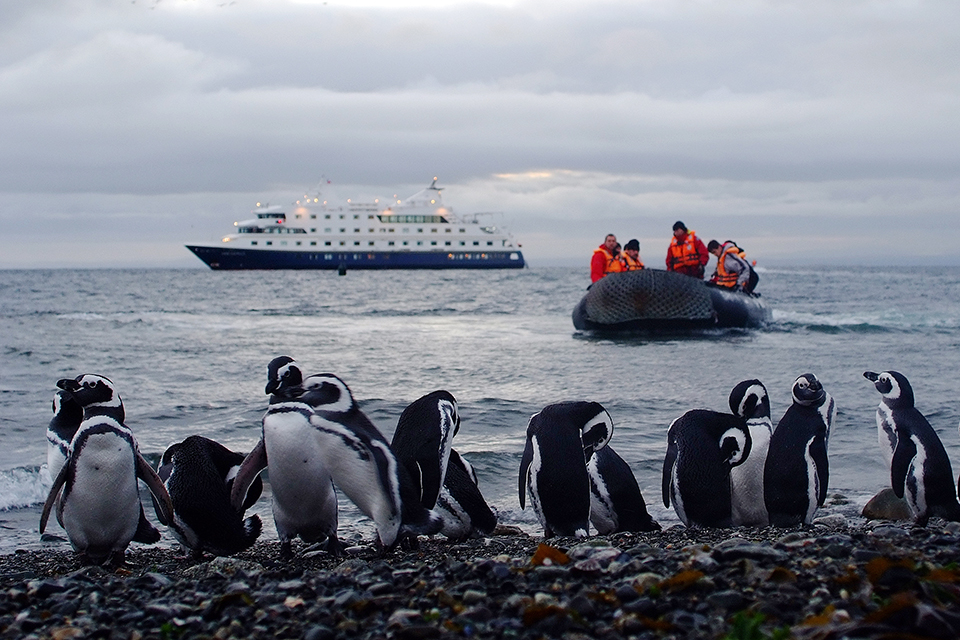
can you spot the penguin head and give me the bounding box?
[577,402,614,462]
[51,389,83,423]
[56,374,121,410]
[718,425,752,467]
[863,370,914,407]
[729,379,770,420]
[265,356,302,395]
[792,373,826,407]
[298,373,357,414]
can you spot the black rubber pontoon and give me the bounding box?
[572,269,771,332]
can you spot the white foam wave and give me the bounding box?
[772,308,960,329]
[0,466,50,511]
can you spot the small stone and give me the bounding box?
[303,624,334,640]
[707,590,746,610]
[462,589,486,605]
[813,514,847,528]
[712,543,788,564]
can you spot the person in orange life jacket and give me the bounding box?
[707,239,753,292]
[591,234,620,282]
[665,221,709,278]
[621,239,644,271]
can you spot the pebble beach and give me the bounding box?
[3,514,960,640]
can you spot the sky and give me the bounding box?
[1,0,958,268]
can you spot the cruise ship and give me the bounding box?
[186,179,525,270]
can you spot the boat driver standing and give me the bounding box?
[666,221,709,278]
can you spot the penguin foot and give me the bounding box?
[324,536,345,558]
[279,540,294,560]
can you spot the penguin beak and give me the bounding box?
[56,378,80,393]
[863,371,879,382]
[265,380,280,395]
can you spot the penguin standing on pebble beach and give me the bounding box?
[662,409,752,528]
[45,389,83,483]
[728,379,773,526]
[764,373,836,526]
[864,370,960,525]
[158,435,262,558]
[435,449,498,540]
[588,445,661,534]
[40,374,173,566]
[519,401,614,538]
[391,390,460,510]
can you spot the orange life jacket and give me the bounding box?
[621,254,644,271]
[668,230,702,271]
[714,245,743,288]
[605,255,624,275]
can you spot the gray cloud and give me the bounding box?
[1,0,958,267]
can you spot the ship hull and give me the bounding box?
[186,245,525,270]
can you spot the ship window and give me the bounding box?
[325,228,331,233]
[310,228,316,233]
[251,241,258,246]
[459,228,466,233]
[417,241,423,246]
[388,241,395,246]
[380,228,386,233]
[281,241,288,246]
[459,241,465,246]
[296,241,301,246]
[353,215,359,220]
[473,241,479,246]
[431,241,437,246]
[388,228,394,233]
[354,228,360,233]
[354,241,360,246]
[310,241,316,246]
[445,228,451,233]
[368,228,374,233]
[339,241,345,246]
[340,228,346,233]
[402,241,408,246]
[325,241,331,246]
[368,241,375,246]
[431,228,438,233]
[402,228,409,233]
[325,214,331,219]
[311,214,317,219]
[417,228,423,233]
[444,241,451,246]
[487,241,493,246]
[339,215,344,220]
[325,253,333,259]
[368,215,375,220]
[266,241,273,246]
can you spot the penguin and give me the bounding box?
[763,373,836,526]
[662,409,752,528]
[728,379,773,526]
[435,448,497,541]
[864,370,901,466]
[275,370,442,550]
[158,435,263,558]
[518,401,614,538]
[40,374,174,566]
[588,445,661,534]
[46,389,83,483]
[391,390,460,510]
[231,357,341,558]
[864,370,960,525]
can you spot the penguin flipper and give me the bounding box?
[418,459,442,510]
[518,439,533,510]
[230,439,268,511]
[810,437,830,507]
[662,438,678,508]
[40,462,69,534]
[132,507,161,544]
[890,435,917,499]
[137,452,174,526]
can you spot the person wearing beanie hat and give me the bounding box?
[666,221,709,278]
[621,239,644,271]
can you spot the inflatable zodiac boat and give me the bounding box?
[572,269,771,332]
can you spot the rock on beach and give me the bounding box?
[3,520,960,639]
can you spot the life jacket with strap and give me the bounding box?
[714,244,743,288]
[621,254,644,271]
[668,230,702,271]
[605,254,625,275]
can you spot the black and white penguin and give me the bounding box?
[40,374,174,566]
[764,373,836,526]
[662,409,752,528]
[864,370,960,525]
[588,445,661,534]
[728,379,773,526]
[292,372,442,550]
[391,390,460,510]
[518,401,614,538]
[231,357,340,558]
[46,389,83,483]
[158,435,263,558]
[435,449,498,540]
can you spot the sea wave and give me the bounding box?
[771,309,960,331]
[0,466,49,511]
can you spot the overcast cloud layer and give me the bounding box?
[1,0,958,268]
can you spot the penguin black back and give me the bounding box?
[588,445,660,534]
[391,390,460,510]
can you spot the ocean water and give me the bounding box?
[2,266,960,554]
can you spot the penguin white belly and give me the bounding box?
[436,488,471,539]
[904,434,928,517]
[876,405,897,466]
[587,456,617,535]
[668,454,688,527]
[263,416,337,538]
[312,424,401,546]
[46,446,67,486]
[730,422,770,526]
[803,437,820,525]
[62,434,140,552]
[524,436,547,529]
